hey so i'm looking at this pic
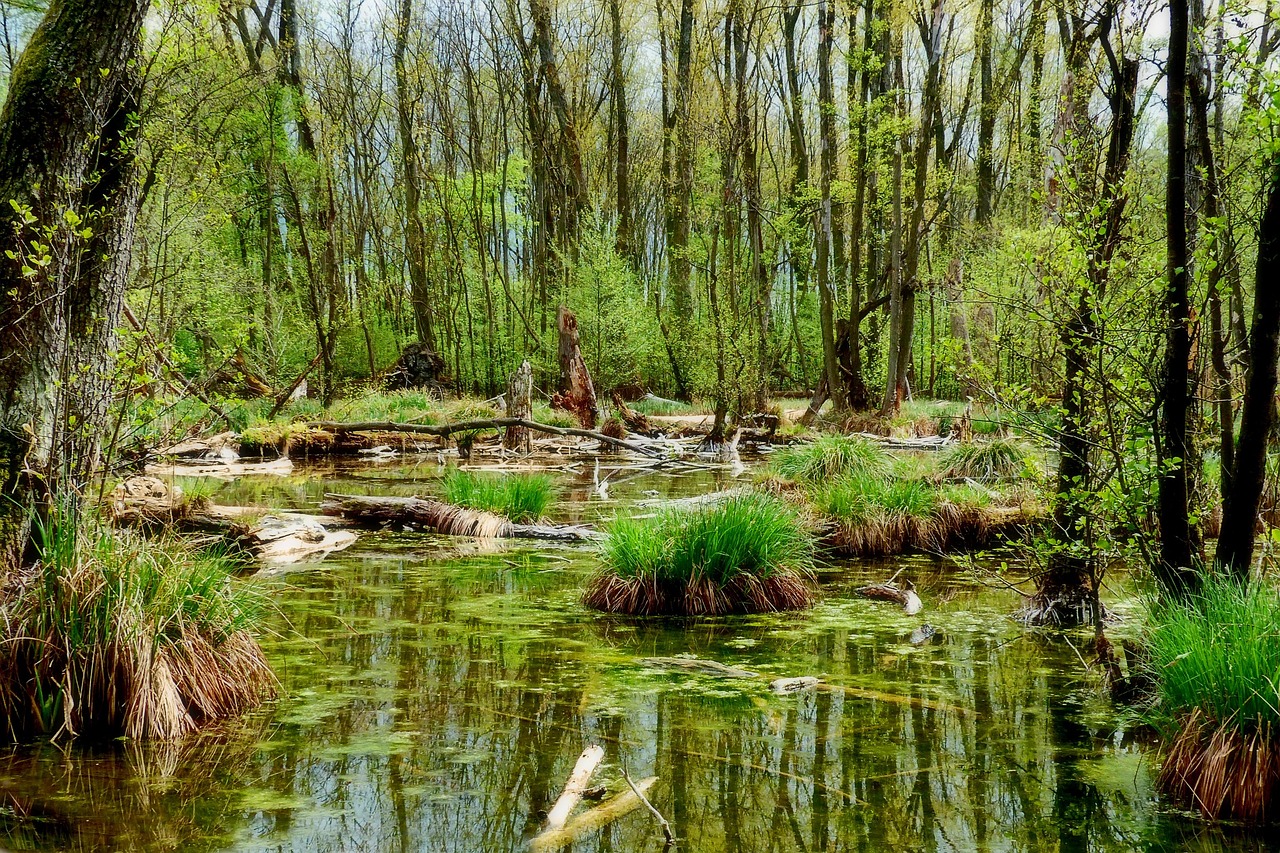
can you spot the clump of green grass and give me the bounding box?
[0,510,275,741]
[804,474,1029,557]
[442,469,555,523]
[585,494,815,615]
[1146,578,1280,823]
[531,401,576,428]
[629,396,706,416]
[940,438,1035,481]
[328,389,443,424]
[772,434,891,483]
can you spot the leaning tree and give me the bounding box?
[0,0,151,567]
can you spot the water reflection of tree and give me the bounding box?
[1,543,1190,851]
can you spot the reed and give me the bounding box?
[585,494,815,616]
[772,434,891,483]
[1147,577,1280,823]
[0,509,275,741]
[442,469,555,523]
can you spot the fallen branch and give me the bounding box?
[321,494,600,542]
[622,769,674,848]
[546,745,605,832]
[306,418,665,458]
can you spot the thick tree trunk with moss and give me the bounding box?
[0,0,149,567]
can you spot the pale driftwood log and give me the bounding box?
[545,745,605,832]
[770,676,821,694]
[157,431,240,462]
[321,494,601,542]
[106,477,355,564]
[145,457,294,479]
[849,431,952,450]
[243,515,357,564]
[504,360,533,452]
[633,487,746,509]
[306,418,665,458]
[529,777,658,853]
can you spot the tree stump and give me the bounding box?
[550,306,599,429]
[505,360,533,452]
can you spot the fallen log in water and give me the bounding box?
[633,487,746,509]
[641,656,759,679]
[855,582,923,615]
[321,493,601,541]
[106,477,355,564]
[529,777,658,853]
[545,745,605,832]
[306,417,666,458]
[145,457,294,479]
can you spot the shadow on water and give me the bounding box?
[3,459,1280,851]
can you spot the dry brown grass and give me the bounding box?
[583,571,814,616]
[821,502,1034,557]
[1159,708,1280,823]
[0,518,275,741]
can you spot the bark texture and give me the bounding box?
[0,0,150,566]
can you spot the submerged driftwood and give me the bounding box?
[545,745,605,832]
[641,657,758,679]
[531,743,664,853]
[321,494,600,541]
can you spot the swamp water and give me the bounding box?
[0,458,1275,852]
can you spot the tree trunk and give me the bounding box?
[505,360,534,452]
[0,0,150,566]
[816,0,845,411]
[394,0,437,351]
[661,0,696,395]
[1157,0,1199,594]
[975,0,996,225]
[1025,34,1138,625]
[609,0,633,264]
[1216,163,1280,580]
[552,306,599,429]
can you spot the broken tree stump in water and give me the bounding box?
[855,581,923,615]
[551,306,598,429]
[504,360,533,452]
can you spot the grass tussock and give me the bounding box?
[772,434,891,483]
[940,438,1036,482]
[442,469,555,523]
[808,475,1032,557]
[0,512,275,741]
[1148,578,1280,823]
[584,494,816,616]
